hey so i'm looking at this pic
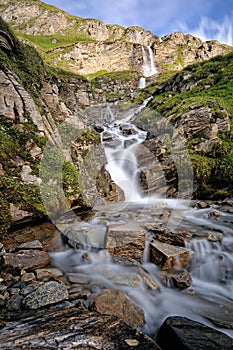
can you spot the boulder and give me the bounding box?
[90,288,145,328]
[23,281,68,309]
[157,316,233,350]
[106,223,146,261]
[3,250,51,271]
[150,240,192,270]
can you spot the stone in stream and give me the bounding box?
[150,240,192,270]
[106,223,146,261]
[23,281,69,309]
[157,316,233,350]
[90,288,145,328]
[160,269,192,290]
[0,307,161,349]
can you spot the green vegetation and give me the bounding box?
[147,52,233,198]
[0,18,46,102]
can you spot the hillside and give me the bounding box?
[135,52,233,198]
[1,0,232,78]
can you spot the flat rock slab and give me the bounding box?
[3,250,51,271]
[0,307,161,349]
[157,316,233,350]
[23,281,69,309]
[106,223,146,261]
[150,240,192,270]
[90,288,145,328]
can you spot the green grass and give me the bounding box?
[145,51,233,198]
[15,30,96,52]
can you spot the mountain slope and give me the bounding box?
[1,0,232,78]
[135,52,233,198]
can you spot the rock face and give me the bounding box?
[1,0,231,76]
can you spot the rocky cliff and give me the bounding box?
[0,0,232,78]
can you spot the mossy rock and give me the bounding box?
[0,193,11,238]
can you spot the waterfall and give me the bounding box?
[51,98,233,341]
[138,45,157,88]
[102,100,150,202]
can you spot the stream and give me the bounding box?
[50,100,233,339]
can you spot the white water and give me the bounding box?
[138,45,157,88]
[51,100,233,340]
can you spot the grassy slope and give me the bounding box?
[147,52,233,198]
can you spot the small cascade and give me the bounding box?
[138,45,157,88]
[102,104,148,202]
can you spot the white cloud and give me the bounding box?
[178,14,233,46]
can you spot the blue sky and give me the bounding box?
[44,0,233,45]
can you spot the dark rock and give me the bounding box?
[3,250,51,271]
[0,307,160,349]
[157,316,233,350]
[23,281,68,309]
[6,294,24,312]
[90,288,145,328]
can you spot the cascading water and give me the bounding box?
[138,45,157,88]
[51,99,233,340]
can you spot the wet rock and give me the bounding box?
[96,165,124,202]
[0,307,160,349]
[160,269,192,290]
[197,301,233,329]
[150,240,192,270]
[90,288,145,328]
[106,223,146,261]
[3,250,51,271]
[113,257,159,290]
[157,316,233,350]
[23,281,68,309]
[155,230,190,247]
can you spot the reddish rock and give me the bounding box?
[106,223,146,261]
[90,288,145,329]
[3,250,51,271]
[150,240,192,270]
[160,269,192,290]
